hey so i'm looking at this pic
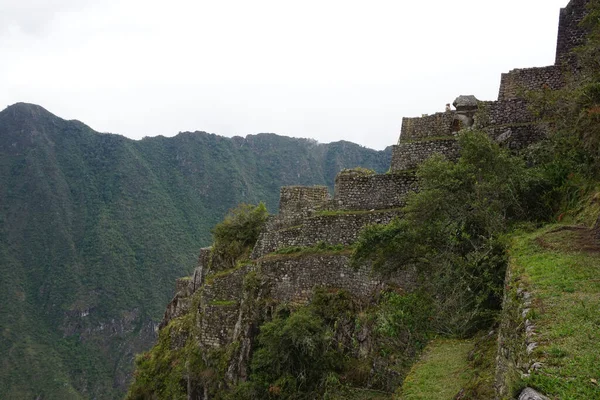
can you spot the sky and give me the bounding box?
[0,0,569,150]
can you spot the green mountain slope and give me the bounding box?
[0,103,391,399]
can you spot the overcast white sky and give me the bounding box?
[0,0,568,149]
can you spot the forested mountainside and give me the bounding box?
[0,102,391,399]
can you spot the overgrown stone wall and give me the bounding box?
[495,264,544,400]
[199,265,252,347]
[555,0,589,65]
[498,66,564,101]
[252,210,403,259]
[399,112,456,142]
[278,186,330,222]
[260,254,417,303]
[332,171,419,210]
[475,100,535,127]
[260,254,379,302]
[474,100,548,148]
[390,139,459,171]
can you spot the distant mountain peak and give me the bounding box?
[0,102,57,123]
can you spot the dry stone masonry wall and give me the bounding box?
[555,0,589,64]
[399,112,457,142]
[279,186,330,222]
[391,140,460,171]
[498,66,564,101]
[252,209,402,259]
[332,171,418,210]
[199,265,251,347]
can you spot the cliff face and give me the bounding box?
[141,1,593,399]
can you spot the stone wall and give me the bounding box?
[260,254,417,303]
[251,209,403,259]
[482,124,548,150]
[399,111,456,142]
[498,66,564,101]
[476,100,535,127]
[278,186,330,221]
[198,265,252,347]
[390,139,459,171]
[474,100,548,148]
[495,264,544,399]
[260,254,378,302]
[332,171,419,210]
[555,0,589,65]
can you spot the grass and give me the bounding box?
[396,339,473,400]
[401,135,457,144]
[510,225,600,399]
[314,207,404,217]
[260,243,353,261]
[204,266,241,285]
[208,300,237,307]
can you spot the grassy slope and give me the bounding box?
[510,225,600,399]
[0,103,391,399]
[394,224,600,400]
[397,339,474,400]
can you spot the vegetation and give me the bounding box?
[267,242,351,258]
[398,339,474,400]
[211,203,268,268]
[223,289,430,399]
[508,226,600,399]
[353,130,549,336]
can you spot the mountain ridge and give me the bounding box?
[0,103,391,399]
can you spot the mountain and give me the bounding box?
[0,102,391,399]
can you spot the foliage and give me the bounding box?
[126,316,195,400]
[211,203,268,267]
[269,242,351,257]
[238,290,353,399]
[220,289,434,399]
[353,131,548,335]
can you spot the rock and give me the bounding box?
[496,129,513,143]
[452,95,479,111]
[519,387,550,400]
[527,342,538,354]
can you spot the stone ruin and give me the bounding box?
[158,1,592,397]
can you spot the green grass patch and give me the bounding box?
[260,243,353,261]
[314,207,404,217]
[204,266,241,285]
[397,339,473,400]
[510,225,600,399]
[208,300,237,307]
[402,135,457,144]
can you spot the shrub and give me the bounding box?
[211,203,268,268]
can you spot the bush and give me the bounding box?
[352,131,545,335]
[211,203,268,268]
